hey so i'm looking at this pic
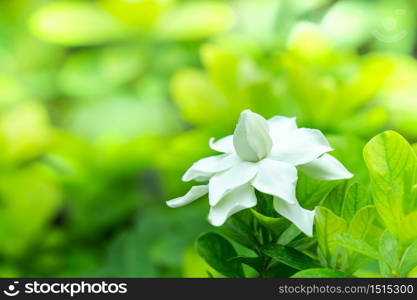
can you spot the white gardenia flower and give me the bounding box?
[166,110,353,236]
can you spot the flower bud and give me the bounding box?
[233,110,272,162]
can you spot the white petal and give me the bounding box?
[233,110,272,162]
[208,161,258,206]
[267,116,298,142]
[252,159,297,204]
[182,153,239,182]
[298,154,353,180]
[166,185,208,208]
[273,197,315,237]
[208,184,256,226]
[209,136,234,153]
[270,128,333,165]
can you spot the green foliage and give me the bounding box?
[155,1,233,41]
[306,131,417,277]
[364,131,417,235]
[261,244,319,270]
[29,1,127,46]
[379,230,400,277]
[334,233,379,260]
[315,207,347,266]
[196,232,244,278]
[341,183,371,220]
[3,0,417,279]
[399,241,417,277]
[251,210,290,236]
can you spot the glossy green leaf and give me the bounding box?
[263,262,298,278]
[251,209,290,235]
[231,256,265,274]
[343,206,379,271]
[296,172,340,210]
[330,245,349,270]
[400,211,417,246]
[335,233,379,259]
[364,131,417,235]
[216,211,259,249]
[321,182,349,216]
[348,206,377,239]
[261,244,319,270]
[277,225,301,245]
[341,183,371,221]
[399,241,417,277]
[196,232,244,278]
[379,230,399,277]
[315,206,348,265]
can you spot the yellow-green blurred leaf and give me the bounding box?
[0,101,52,164]
[99,0,174,29]
[156,1,233,41]
[29,1,127,46]
[0,164,62,257]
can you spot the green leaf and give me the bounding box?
[291,268,353,278]
[170,69,230,128]
[413,143,417,154]
[99,0,171,29]
[335,233,379,259]
[251,209,290,236]
[348,206,377,239]
[287,236,316,252]
[344,206,379,271]
[363,131,417,235]
[215,211,258,249]
[341,183,371,221]
[315,207,348,265]
[321,182,349,216]
[29,1,126,46]
[182,245,221,278]
[0,164,62,257]
[399,241,417,277]
[156,1,233,41]
[379,230,399,277]
[201,44,239,97]
[277,224,301,245]
[326,135,368,185]
[287,22,333,63]
[263,262,298,278]
[230,256,265,274]
[296,172,339,210]
[0,102,52,164]
[330,245,348,270]
[400,211,417,246]
[261,244,319,270]
[196,232,244,278]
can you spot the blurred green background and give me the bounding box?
[1,0,417,277]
